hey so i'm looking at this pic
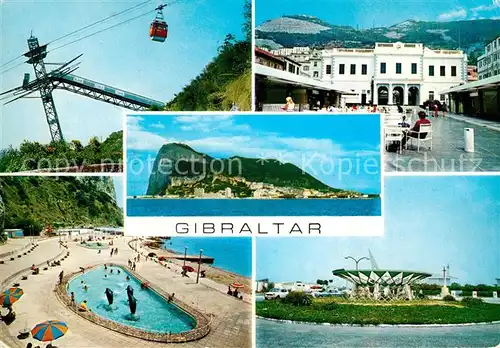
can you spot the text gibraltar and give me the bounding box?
[175,222,322,235]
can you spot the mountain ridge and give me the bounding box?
[256,16,500,63]
[145,143,374,198]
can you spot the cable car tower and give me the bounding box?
[24,35,64,142]
[1,35,165,143]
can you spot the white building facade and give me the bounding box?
[274,42,467,106]
[477,36,500,80]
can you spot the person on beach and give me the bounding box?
[70,292,75,306]
[58,270,64,284]
[168,293,175,303]
[227,286,233,296]
[110,249,114,257]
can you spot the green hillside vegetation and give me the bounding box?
[257,16,500,64]
[146,143,346,196]
[165,1,251,111]
[0,131,123,172]
[0,177,123,239]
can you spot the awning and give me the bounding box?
[439,75,500,94]
[255,64,348,93]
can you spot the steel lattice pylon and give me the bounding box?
[24,36,64,142]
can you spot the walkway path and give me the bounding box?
[257,318,500,348]
[385,115,500,172]
[0,239,33,258]
[0,238,63,286]
[0,236,251,348]
[446,113,500,132]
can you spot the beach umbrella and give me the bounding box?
[0,287,24,307]
[231,282,244,288]
[182,265,195,272]
[31,320,68,342]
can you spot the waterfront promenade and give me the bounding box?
[0,235,251,348]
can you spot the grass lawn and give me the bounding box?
[256,298,500,325]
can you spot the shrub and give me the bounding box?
[321,301,338,311]
[282,291,313,306]
[443,295,456,302]
[461,297,484,306]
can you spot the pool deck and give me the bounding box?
[385,113,500,172]
[0,236,251,348]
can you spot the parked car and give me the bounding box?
[265,288,289,300]
[313,289,343,298]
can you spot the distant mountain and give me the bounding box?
[145,143,369,198]
[256,15,500,64]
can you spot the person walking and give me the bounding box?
[442,102,447,119]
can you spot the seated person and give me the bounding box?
[79,300,88,312]
[401,111,431,147]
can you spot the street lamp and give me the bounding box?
[345,256,370,270]
[183,246,187,267]
[196,249,203,284]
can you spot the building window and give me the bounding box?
[339,64,345,74]
[440,94,445,101]
[411,63,417,74]
[440,66,445,76]
[303,66,309,71]
[313,62,318,67]
[350,64,356,74]
[326,65,332,74]
[380,62,386,74]
[429,65,434,76]
[361,64,367,75]
[396,63,402,74]
[313,71,319,78]
[429,91,434,101]
[451,66,457,77]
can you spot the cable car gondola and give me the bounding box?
[149,4,168,42]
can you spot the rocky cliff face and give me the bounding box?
[146,143,211,196]
[77,176,116,203]
[0,177,123,232]
[145,143,347,197]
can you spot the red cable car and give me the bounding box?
[149,5,168,42]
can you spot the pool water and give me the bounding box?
[67,265,196,333]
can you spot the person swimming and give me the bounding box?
[126,275,130,281]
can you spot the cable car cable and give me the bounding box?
[0,0,153,70]
[46,0,154,46]
[48,9,157,54]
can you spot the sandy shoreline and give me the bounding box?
[137,240,251,295]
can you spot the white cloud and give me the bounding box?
[127,116,169,151]
[173,115,250,133]
[438,8,467,21]
[150,122,165,129]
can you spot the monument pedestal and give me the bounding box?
[441,286,450,298]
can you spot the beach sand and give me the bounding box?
[137,240,251,295]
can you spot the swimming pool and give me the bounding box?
[79,242,108,250]
[67,265,196,333]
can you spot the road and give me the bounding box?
[256,318,500,348]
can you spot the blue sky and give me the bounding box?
[0,0,246,149]
[112,177,124,208]
[126,114,381,196]
[256,0,500,28]
[257,176,500,285]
